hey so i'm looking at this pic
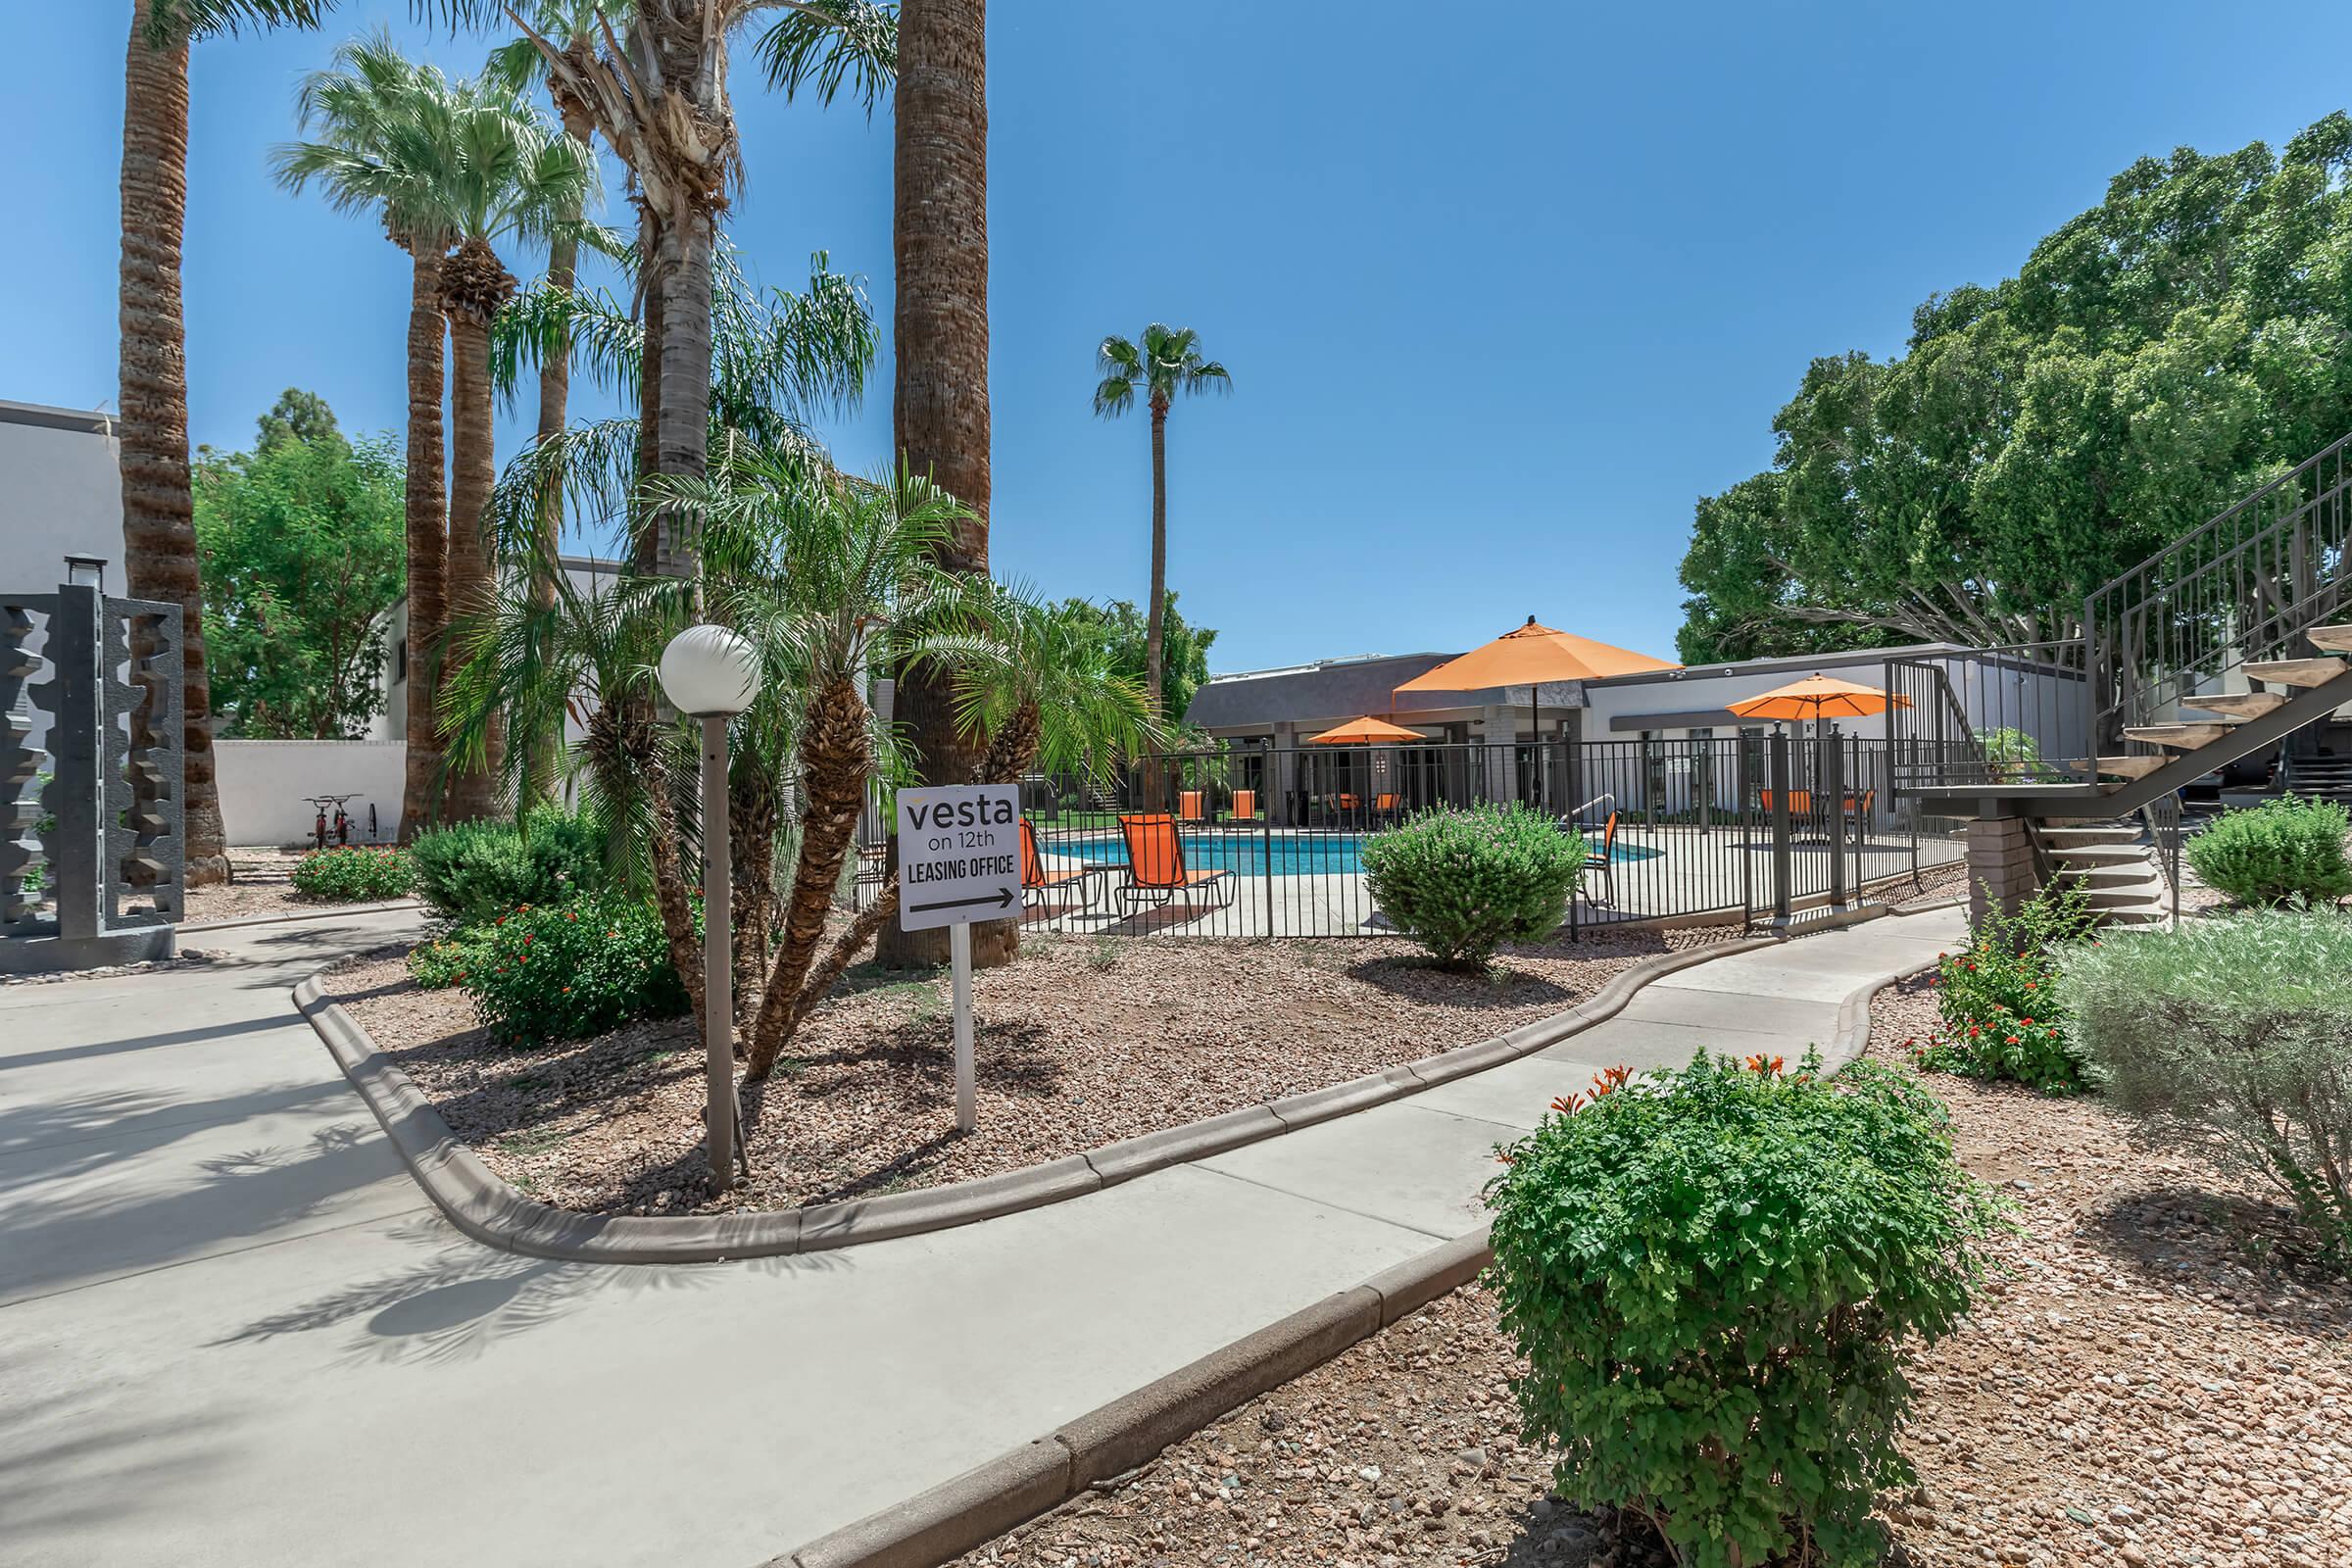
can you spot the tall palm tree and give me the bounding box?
[275,34,463,840]
[485,1,625,804]
[122,0,330,886]
[873,0,993,970]
[947,584,1160,787]
[427,0,894,572]
[1093,324,1231,719]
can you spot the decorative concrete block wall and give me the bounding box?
[1965,815,2040,925]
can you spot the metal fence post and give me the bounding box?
[1260,738,1275,937]
[1770,732,1792,925]
[1826,737,1847,908]
[1737,736,1753,929]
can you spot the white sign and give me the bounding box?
[896,783,1022,931]
[895,782,1020,1133]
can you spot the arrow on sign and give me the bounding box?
[908,887,1016,915]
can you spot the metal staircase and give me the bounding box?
[1890,429,2352,817]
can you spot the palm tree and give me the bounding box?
[275,34,464,840]
[946,585,1159,787]
[660,453,971,1084]
[426,0,894,573]
[121,0,330,886]
[484,2,625,804]
[439,567,710,1026]
[873,0,994,970]
[1092,324,1231,719]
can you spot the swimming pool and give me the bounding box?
[1051,832,1663,878]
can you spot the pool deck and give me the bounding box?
[1024,823,1966,939]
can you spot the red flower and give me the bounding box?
[1549,1093,1586,1115]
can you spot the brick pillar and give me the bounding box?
[1965,815,2040,925]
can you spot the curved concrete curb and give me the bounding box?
[769,900,1968,1568]
[181,898,423,934]
[775,1228,1496,1568]
[296,899,1934,1264]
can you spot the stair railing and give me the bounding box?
[2083,430,2352,745]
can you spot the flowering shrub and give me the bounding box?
[2066,909,2352,1267]
[1360,803,1584,969]
[1487,1053,2001,1568]
[460,892,691,1044]
[289,845,412,903]
[1913,880,2094,1093]
[406,930,486,991]
[2183,796,2352,906]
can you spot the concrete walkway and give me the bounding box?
[0,904,1962,1568]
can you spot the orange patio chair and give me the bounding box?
[1582,810,1619,903]
[1231,788,1257,821]
[1113,812,1236,917]
[1178,789,1205,822]
[1021,819,1102,912]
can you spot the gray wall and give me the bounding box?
[0,402,122,594]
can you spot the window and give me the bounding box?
[395,638,409,683]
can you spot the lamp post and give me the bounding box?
[659,623,761,1193]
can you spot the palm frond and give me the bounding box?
[751,0,897,112]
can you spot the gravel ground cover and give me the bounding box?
[185,846,405,924]
[948,975,2352,1568]
[324,921,1734,1217]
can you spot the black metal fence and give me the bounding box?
[854,735,1969,940]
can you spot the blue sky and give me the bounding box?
[12,3,2352,674]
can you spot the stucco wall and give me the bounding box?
[215,739,406,848]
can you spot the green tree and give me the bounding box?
[1679,112,2352,662]
[1058,593,1218,723]
[194,407,406,740]
[1092,323,1231,716]
[255,387,342,451]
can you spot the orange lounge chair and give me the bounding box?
[1178,790,1205,822]
[1020,819,1101,911]
[1372,792,1402,823]
[1582,810,1619,902]
[1114,812,1236,917]
[1231,788,1257,820]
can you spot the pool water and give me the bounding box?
[1052,833,1662,878]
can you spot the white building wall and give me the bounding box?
[215,739,407,848]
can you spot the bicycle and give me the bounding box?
[302,794,365,852]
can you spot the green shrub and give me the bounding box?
[2066,910,2352,1265]
[406,930,486,991]
[2184,796,2352,906]
[1361,802,1584,968]
[1487,1054,2002,1568]
[1914,880,2094,1092]
[409,805,608,926]
[460,892,690,1044]
[288,845,412,903]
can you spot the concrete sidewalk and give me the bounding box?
[0,905,1961,1568]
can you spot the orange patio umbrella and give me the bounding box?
[1308,715,1426,745]
[1393,616,1680,738]
[1727,673,1911,724]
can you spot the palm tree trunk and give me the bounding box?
[521,109,589,810]
[633,205,665,574]
[398,245,449,841]
[877,0,1002,970]
[745,677,871,1080]
[1147,397,1169,719]
[729,760,779,1028]
[440,310,505,820]
[655,212,714,574]
[118,0,227,886]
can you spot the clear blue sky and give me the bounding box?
[12,2,2352,674]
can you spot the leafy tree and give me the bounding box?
[255,387,342,451]
[1679,112,2352,662]
[1057,593,1218,722]
[194,410,406,740]
[1092,323,1231,716]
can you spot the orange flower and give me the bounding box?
[1589,1064,1633,1099]
[1549,1093,1586,1115]
[1742,1054,1786,1076]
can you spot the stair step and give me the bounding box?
[2304,624,2352,654]
[2246,657,2351,689]
[2052,843,2151,862]
[2039,824,2143,845]
[2053,862,2156,886]
[2074,755,2169,780]
[2183,691,2287,720]
[2123,723,2236,749]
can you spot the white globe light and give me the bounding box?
[660,623,761,716]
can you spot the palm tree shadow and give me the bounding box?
[216,1214,841,1368]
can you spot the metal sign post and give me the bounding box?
[895,783,1021,1134]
